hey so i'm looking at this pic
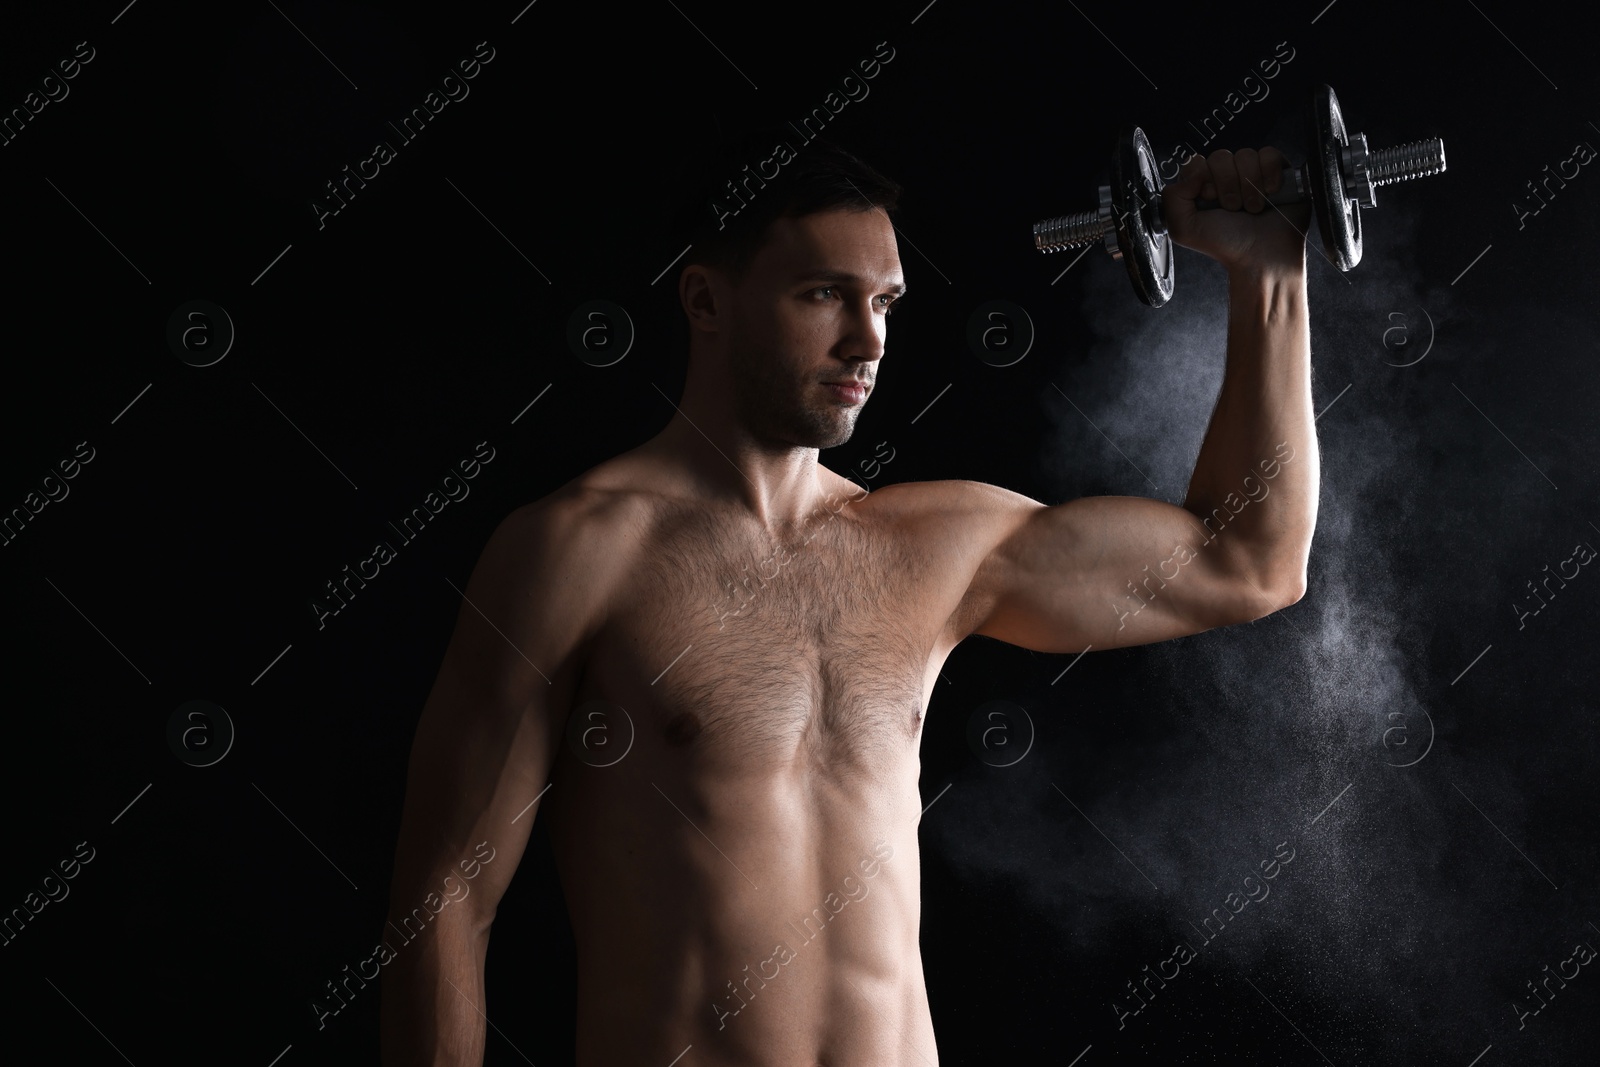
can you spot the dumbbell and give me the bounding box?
[1032,84,1446,307]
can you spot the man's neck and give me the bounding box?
[646,415,834,532]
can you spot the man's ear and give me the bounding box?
[680,264,724,334]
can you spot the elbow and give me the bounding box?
[1263,564,1306,611]
[1234,561,1305,619]
[1254,547,1308,611]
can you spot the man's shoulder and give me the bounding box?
[857,476,1041,529]
[484,457,663,586]
[853,478,1049,649]
[507,461,657,531]
[858,478,1049,592]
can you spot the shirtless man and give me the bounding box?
[379,136,1317,1066]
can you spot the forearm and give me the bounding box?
[1182,258,1318,596]
[380,909,491,1067]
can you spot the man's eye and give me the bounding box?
[809,288,900,313]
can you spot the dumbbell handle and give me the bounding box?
[1193,164,1309,211]
[1034,134,1445,252]
[1193,135,1445,210]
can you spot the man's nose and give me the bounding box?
[841,300,887,362]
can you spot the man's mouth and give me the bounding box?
[821,380,869,405]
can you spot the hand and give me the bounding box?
[1162,147,1311,275]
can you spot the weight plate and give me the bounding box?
[1109,127,1174,307]
[1310,84,1362,271]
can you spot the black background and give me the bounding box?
[1,1,1596,1064]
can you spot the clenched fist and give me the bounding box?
[1162,147,1311,276]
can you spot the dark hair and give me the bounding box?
[666,124,902,285]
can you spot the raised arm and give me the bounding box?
[951,145,1317,653]
[380,493,607,1066]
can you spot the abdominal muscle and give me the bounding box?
[544,736,937,1067]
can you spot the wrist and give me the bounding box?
[1226,256,1307,324]
[1225,252,1306,288]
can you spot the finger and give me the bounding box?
[1165,149,1209,198]
[1260,146,1288,197]
[1162,152,1209,230]
[1235,148,1264,212]
[1207,149,1239,209]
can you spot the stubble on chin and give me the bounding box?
[731,340,855,450]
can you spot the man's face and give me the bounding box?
[722,207,905,450]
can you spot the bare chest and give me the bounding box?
[583,501,947,771]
